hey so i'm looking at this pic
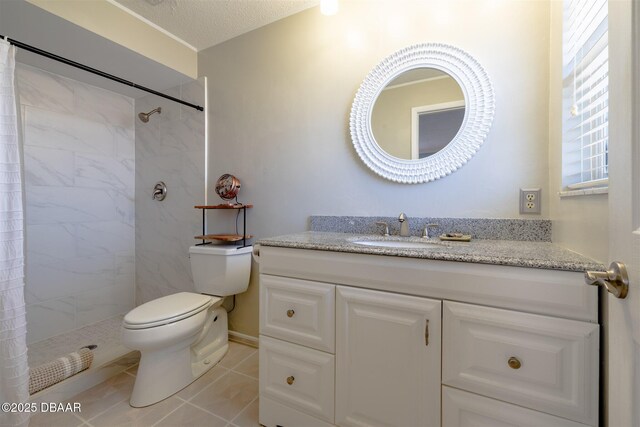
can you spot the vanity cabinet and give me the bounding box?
[258,247,600,427]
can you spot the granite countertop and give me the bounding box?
[258,231,605,272]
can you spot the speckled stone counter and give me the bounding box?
[258,231,604,272]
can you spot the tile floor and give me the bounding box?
[28,342,260,427]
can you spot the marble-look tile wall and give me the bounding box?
[135,78,206,304]
[17,64,135,344]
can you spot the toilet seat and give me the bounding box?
[123,292,220,330]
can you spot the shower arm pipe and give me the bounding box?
[0,34,204,112]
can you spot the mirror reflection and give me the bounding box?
[371,68,465,160]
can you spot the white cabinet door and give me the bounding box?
[335,286,441,427]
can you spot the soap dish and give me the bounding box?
[439,233,472,242]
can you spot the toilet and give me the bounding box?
[121,245,252,407]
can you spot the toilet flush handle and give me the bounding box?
[252,244,261,263]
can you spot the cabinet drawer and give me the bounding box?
[260,274,335,352]
[259,335,334,423]
[443,302,598,426]
[442,386,590,427]
[260,396,334,427]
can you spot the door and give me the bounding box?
[606,1,640,425]
[335,286,441,427]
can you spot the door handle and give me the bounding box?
[424,319,429,346]
[585,261,629,299]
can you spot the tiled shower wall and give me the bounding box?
[135,78,206,304]
[18,64,135,344]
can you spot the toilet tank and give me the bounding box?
[189,245,252,296]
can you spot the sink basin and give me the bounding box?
[351,240,444,249]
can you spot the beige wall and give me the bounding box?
[199,0,551,337]
[26,0,197,78]
[548,1,608,263]
[372,77,464,159]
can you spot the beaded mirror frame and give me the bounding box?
[349,43,495,184]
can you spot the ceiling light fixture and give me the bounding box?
[320,0,339,16]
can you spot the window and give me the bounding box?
[562,0,608,190]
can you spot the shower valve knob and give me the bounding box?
[152,181,167,201]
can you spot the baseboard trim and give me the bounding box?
[228,330,258,348]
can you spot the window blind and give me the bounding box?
[562,0,608,188]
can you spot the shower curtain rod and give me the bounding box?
[0,35,204,112]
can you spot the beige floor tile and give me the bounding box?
[230,397,259,427]
[176,365,228,400]
[67,371,135,420]
[154,402,227,427]
[232,353,258,379]
[219,343,256,369]
[28,410,85,427]
[189,371,258,421]
[90,396,182,427]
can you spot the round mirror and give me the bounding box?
[350,43,494,184]
[371,68,465,160]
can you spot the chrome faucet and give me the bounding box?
[398,213,410,237]
[375,221,390,236]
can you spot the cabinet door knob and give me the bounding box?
[508,357,522,369]
[286,309,295,318]
[286,376,295,385]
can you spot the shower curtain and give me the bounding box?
[0,39,30,427]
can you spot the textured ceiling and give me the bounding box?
[111,0,320,51]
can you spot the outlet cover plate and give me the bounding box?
[520,188,541,214]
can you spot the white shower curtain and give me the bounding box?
[0,39,30,427]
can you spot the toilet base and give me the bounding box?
[128,306,229,407]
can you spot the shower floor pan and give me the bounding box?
[27,315,139,404]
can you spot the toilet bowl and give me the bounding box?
[122,245,252,407]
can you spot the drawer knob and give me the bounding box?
[286,309,295,318]
[508,357,522,370]
[286,376,295,385]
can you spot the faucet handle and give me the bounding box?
[422,223,439,238]
[375,221,390,236]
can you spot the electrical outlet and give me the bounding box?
[519,188,541,214]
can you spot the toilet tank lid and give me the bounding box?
[189,245,252,255]
[124,292,214,326]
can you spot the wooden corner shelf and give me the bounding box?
[195,234,254,242]
[194,204,253,210]
[194,201,253,247]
